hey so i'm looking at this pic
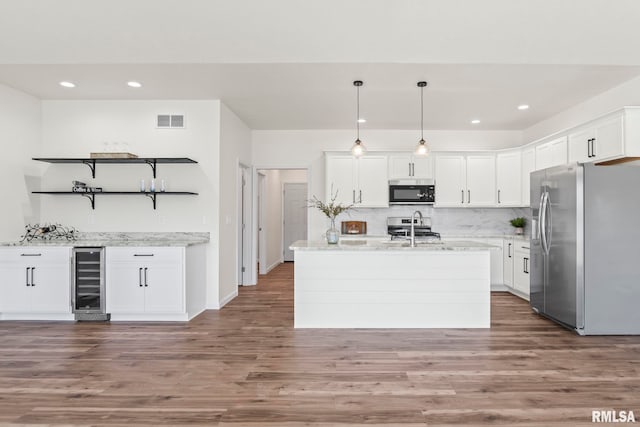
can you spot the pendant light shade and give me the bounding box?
[351,80,366,157]
[415,81,429,156]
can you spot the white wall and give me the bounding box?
[252,129,522,240]
[0,84,42,241]
[39,99,223,307]
[219,103,252,302]
[524,75,640,142]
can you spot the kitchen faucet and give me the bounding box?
[410,210,424,247]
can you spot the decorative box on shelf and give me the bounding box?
[90,152,138,159]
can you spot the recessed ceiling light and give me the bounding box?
[127,81,142,88]
[357,118,366,123]
[471,119,481,124]
[518,104,530,110]
[59,81,76,88]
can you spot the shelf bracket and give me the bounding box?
[144,159,157,178]
[81,160,97,178]
[81,193,96,210]
[145,193,157,210]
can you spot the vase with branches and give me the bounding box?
[309,188,354,244]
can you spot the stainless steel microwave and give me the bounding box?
[389,180,435,205]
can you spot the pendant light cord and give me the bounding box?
[420,85,424,141]
[356,84,360,141]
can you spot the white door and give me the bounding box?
[106,263,146,313]
[548,136,568,167]
[258,173,267,275]
[412,156,433,179]
[568,128,592,163]
[143,263,184,313]
[238,165,252,286]
[356,156,389,207]
[594,116,624,160]
[496,151,522,206]
[521,147,536,206]
[466,155,496,206]
[388,155,412,179]
[435,154,466,206]
[325,156,355,205]
[0,263,31,312]
[283,183,308,262]
[29,263,71,313]
[503,238,514,288]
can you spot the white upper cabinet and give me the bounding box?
[569,116,624,163]
[388,154,433,180]
[496,150,522,206]
[435,153,495,207]
[521,146,536,207]
[434,154,466,206]
[535,136,567,170]
[325,155,356,206]
[357,156,389,207]
[325,154,388,207]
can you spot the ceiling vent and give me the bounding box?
[157,114,185,129]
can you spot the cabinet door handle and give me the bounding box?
[591,138,596,158]
[139,268,143,287]
[409,163,412,177]
[468,190,471,204]
[587,138,592,158]
[21,253,42,257]
[498,189,501,204]
[31,267,35,286]
[25,267,30,287]
[524,257,529,274]
[461,190,464,204]
[144,267,149,287]
[508,243,512,258]
[352,190,356,203]
[134,254,154,257]
[359,190,362,203]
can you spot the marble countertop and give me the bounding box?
[338,233,530,241]
[1,232,210,247]
[290,239,497,252]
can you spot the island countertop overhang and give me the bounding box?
[290,239,498,251]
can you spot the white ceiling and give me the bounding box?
[1,0,640,130]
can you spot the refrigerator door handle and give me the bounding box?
[545,191,553,252]
[537,191,545,244]
[540,192,549,254]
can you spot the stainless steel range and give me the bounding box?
[387,216,441,242]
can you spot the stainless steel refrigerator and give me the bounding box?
[531,162,640,335]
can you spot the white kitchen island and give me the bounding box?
[290,240,494,328]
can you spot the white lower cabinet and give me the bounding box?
[512,243,530,298]
[0,247,72,319]
[503,238,514,288]
[106,247,186,320]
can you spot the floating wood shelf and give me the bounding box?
[32,157,198,178]
[32,191,198,210]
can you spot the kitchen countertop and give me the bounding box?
[339,233,530,241]
[0,232,210,247]
[290,239,497,251]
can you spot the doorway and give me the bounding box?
[283,183,308,262]
[238,164,252,286]
[256,168,308,275]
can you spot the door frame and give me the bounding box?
[237,162,254,286]
[257,172,267,275]
[252,165,311,279]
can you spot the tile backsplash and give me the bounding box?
[339,206,531,236]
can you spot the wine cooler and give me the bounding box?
[72,247,109,321]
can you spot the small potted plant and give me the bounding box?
[510,217,527,235]
[309,188,353,244]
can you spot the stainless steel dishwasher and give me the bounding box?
[72,247,109,321]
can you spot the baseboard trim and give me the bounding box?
[491,284,510,292]
[264,258,283,274]
[218,289,238,309]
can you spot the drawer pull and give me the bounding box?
[21,253,42,257]
[134,254,155,257]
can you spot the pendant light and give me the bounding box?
[415,81,429,156]
[351,80,366,157]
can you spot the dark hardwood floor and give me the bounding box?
[0,262,639,426]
